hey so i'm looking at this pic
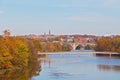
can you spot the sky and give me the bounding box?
[0,0,120,36]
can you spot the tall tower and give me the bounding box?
[49,29,51,35]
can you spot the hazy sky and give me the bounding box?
[0,0,120,35]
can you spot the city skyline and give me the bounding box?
[0,0,120,36]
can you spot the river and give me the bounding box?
[31,50,120,80]
[0,50,120,80]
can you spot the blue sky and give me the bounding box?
[0,0,120,35]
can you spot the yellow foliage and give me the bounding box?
[0,37,29,69]
[95,36,120,53]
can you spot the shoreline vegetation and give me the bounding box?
[0,36,41,77]
[95,36,120,53]
[0,36,72,72]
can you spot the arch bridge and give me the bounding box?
[69,43,94,50]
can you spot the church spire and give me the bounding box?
[49,29,51,35]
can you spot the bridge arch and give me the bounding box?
[67,43,95,50]
[75,44,84,50]
[70,43,85,50]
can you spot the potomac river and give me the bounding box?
[31,50,120,80]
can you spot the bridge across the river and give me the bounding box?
[38,51,120,57]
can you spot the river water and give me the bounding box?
[31,50,120,80]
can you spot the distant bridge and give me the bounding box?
[69,43,95,50]
[38,51,119,55]
[38,51,94,55]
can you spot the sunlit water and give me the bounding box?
[31,51,120,80]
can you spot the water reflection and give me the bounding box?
[49,72,73,79]
[38,54,52,68]
[2,51,120,80]
[95,54,120,59]
[32,52,120,80]
[0,58,41,80]
[0,69,30,80]
[98,64,120,72]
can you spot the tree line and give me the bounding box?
[95,36,120,53]
[0,36,72,70]
[40,42,72,52]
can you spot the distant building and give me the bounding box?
[74,37,87,44]
[2,29,11,38]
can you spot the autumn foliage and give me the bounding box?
[0,37,29,69]
[40,42,72,52]
[95,36,120,53]
[0,35,72,70]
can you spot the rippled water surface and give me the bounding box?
[31,51,120,80]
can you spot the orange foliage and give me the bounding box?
[95,36,120,53]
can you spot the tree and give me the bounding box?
[62,43,73,51]
[85,45,92,50]
[95,37,120,53]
